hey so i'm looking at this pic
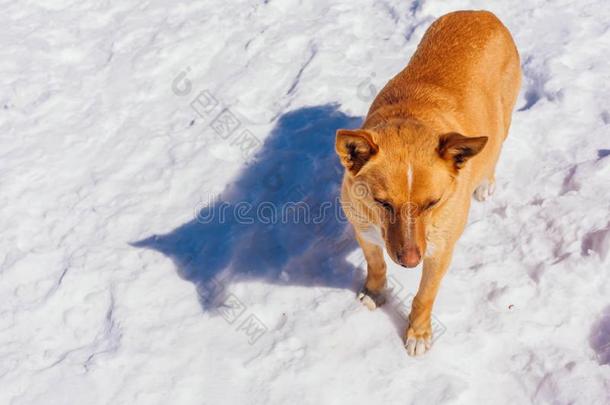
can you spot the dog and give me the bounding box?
[335,10,521,356]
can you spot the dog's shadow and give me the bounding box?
[133,105,364,309]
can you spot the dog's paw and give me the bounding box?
[357,287,386,310]
[474,178,496,202]
[404,326,432,356]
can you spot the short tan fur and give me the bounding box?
[336,10,521,356]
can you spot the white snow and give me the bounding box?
[2,0,610,403]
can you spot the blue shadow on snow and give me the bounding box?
[132,105,364,309]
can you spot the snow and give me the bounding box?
[1,0,610,403]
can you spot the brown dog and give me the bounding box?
[335,10,521,356]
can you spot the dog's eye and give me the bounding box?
[374,198,394,213]
[423,198,440,211]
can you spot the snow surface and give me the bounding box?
[2,0,610,404]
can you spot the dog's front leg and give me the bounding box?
[405,246,454,356]
[355,233,387,310]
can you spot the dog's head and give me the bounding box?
[336,120,487,268]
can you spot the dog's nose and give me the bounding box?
[397,247,421,268]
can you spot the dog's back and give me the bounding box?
[364,10,521,190]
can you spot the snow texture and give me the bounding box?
[1,0,610,404]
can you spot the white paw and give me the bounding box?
[405,336,432,356]
[357,292,377,310]
[474,179,495,202]
[357,287,385,311]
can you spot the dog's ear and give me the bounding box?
[336,129,379,175]
[438,132,488,169]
